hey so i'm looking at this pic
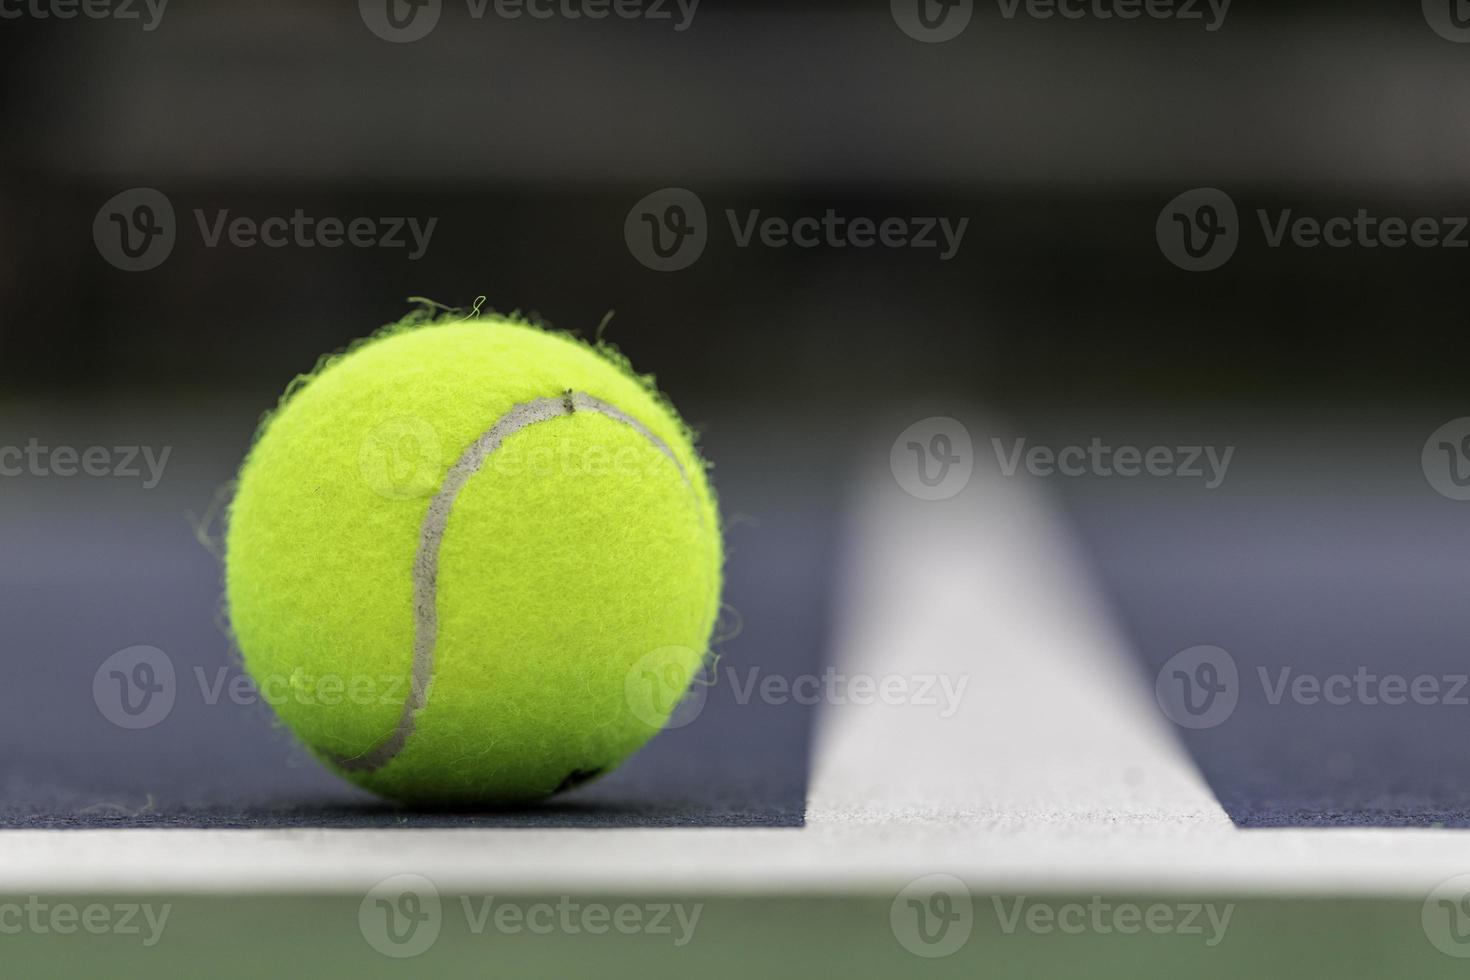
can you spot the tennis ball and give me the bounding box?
[225,313,722,805]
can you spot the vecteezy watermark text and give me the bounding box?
[92,647,434,731]
[458,896,700,945]
[1256,210,1469,250]
[101,649,970,736]
[359,0,699,43]
[992,896,1233,945]
[1159,187,1470,271]
[725,210,968,261]
[0,0,167,30]
[463,0,697,27]
[358,875,701,958]
[891,0,1230,43]
[0,440,170,488]
[994,0,1230,29]
[888,874,1233,958]
[1156,644,1470,730]
[94,188,438,272]
[1258,667,1470,708]
[992,437,1234,489]
[625,189,969,271]
[890,419,1236,500]
[0,898,170,946]
[723,666,969,717]
[624,652,971,731]
[193,210,436,260]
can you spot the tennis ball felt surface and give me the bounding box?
[225,315,722,805]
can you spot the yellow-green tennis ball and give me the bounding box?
[225,315,722,805]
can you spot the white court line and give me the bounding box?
[4,427,1470,895]
[809,442,1230,832]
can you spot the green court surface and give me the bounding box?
[0,891,1458,978]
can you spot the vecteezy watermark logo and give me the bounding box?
[1158,648,1470,728]
[1157,188,1238,272]
[893,423,1234,493]
[626,659,971,728]
[0,0,169,30]
[106,663,415,718]
[1155,645,1238,729]
[361,0,698,41]
[360,875,442,958]
[93,646,176,730]
[891,417,974,501]
[1423,418,1470,501]
[1161,188,1470,271]
[360,416,444,500]
[891,0,973,43]
[94,189,439,271]
[94,188,176,273]
[1425,875,1470,956]
[891,874,973,958]
[1423,0,1470,42]
[625,646,709,731]
[625,188,709,272]
[625,189,969,271]
[359,877,702,956]
[0,440,172,488]
[360,0,443,42]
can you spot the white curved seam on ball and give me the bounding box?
[330,391,696,773]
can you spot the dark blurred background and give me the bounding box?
[3,1,1470,408]
[4,1,1470,826]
